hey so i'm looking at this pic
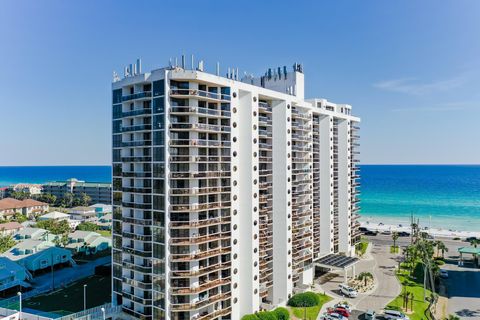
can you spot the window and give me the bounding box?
[153,80,165,96]
[112,89,122,104]
[153,97,164,113]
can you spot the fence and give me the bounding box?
[0,304,120,320]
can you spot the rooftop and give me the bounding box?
[0,198,48,210]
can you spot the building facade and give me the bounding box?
[111,58,360,320]
[42,178,112,204]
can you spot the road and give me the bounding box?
[367,234,480,319]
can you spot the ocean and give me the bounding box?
[0,165,479,232]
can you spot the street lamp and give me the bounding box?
[101,307,105,320]
[83,284,87,311]
[17,292,22,320]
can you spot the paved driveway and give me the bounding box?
[317,241,401,314]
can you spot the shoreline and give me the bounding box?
[360,220,480,239]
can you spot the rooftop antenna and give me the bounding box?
[136,58,142,74]
[169,58,172,68]
[227,67,231,79]
[198,60,204,72]
[181,54,185,69]
[175,57,178,67]
[191,54,194,70]
[216,62,220,76]
[236,68,239,80]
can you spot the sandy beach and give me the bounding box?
[360,220,480,239]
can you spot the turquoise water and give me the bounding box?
[0,165,479,231]
[0,166,111,186]
[360,165,480,232]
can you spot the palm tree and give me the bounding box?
[357,272,374,286]
[437,241,448,259]
[446,315,460,320]
[392,232,399,252]
[470,239,480,248]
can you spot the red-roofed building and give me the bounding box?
[0,198,49,219]
[0,221,23,236]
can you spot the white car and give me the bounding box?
[440,269,448,278]
[339,283,358,298]
[384,309,410,320]
[325,313,348,320]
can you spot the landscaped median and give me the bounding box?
[387,264,434,320]
[241,292,332,320]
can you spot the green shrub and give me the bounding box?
[435,259,445,265]
[241,315,259,320]
[256,311,277,320]
[273,307,289,320]
[287,292,319,307]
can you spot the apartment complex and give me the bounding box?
[42,178,112,204]
[111,58,360,320]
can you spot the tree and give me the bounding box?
[357,272,374,286]
[79,193,91,207]
[470,239,480,248]
[392,232,399,251]
[436,241,448,259]
[60,192,74,208]
[0,233,16,253]
[36,193,57,205]
[77,222,99,232]
[36,219,71,235]
[445,315,461,320]
[9,191,30,200]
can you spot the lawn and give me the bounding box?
[355,239,369,256]
[291,293,332,320]
[23,275,111,315]
[387,265,432,320]
[97,229,112,237]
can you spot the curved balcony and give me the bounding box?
[171,293,231,312]
[170,89,231,102]
[170,247,230,262]
[170,278,230,295]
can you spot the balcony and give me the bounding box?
[121,124,152,133]
[170,247,230,262]
[193,306,232,320]
[121,108,152,117]
[170,89,231,102]
[170,278,230,295]
[169,123,231,133]
[169,216,231,228]
[171,293,231,312]
[170,232,230,245]
[170,106,231,118]
[122,91,152,102]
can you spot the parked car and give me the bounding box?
[365,309,376,320]
[365,230,378,236]
[465,236,477,242]
[333,308,350,318]
[327,313,348,320]
[339,283,358,298]
[398,231,410,237]
[381,230,392,235]
[440,269,449,278]
[384,309,410,320]
[334,303,352,313]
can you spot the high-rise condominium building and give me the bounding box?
[111,58,360,320]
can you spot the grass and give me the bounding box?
[97,229,112,237]
[387,264,432,320]
[23,275,111,315]
[291,293,332,320]
[355,240,369,256]
[390,245,400,254]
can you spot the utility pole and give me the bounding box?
[51,252,54,290]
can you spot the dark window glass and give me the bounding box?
[153,227,165,244]
[153,195,164,210]
[112,134,122,148]
[152,80,165,97]
[153,179,164,194]
[221,87,230,95]
[153,163,165,177]
[153,115,164,130]
[113,178,122,191]
[153,131,164,146]
[112,89,122,104]
[112,120,121,134]
[113,164,122,176]
[153,98,164,114]
[112,150,121,162]
[113,105,122,119]
[153,211,165,227]
[153,147,164,162]
[171,98,187,107]
[170,80,189,89]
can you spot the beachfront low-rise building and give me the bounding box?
[2,239,74,274]
[0,222,23,237]
[69,206,97,221]
[90,203,113,214]
[13,227,47,241]
[42,178,112,204]
[66,230,112,256]
[9,184,43,196]
[0,257,32,293]
[38,211,80,229]
[0,198,49,219]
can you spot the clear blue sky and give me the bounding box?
[1,1,479,165]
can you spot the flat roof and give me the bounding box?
[314,254,359,270]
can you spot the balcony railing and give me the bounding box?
[122,91,152,102]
